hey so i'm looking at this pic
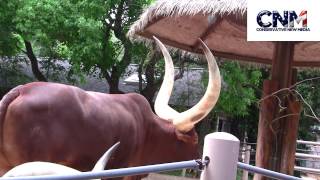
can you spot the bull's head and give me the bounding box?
[2,142,120,179]
[154,36,221,133]
[135,37,221,163]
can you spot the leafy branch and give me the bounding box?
[258,77,320,123]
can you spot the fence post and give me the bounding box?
[242,145,251,180]
[181,169,186,177]
[200,132,240,180]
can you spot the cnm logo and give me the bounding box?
[257,10,307,28]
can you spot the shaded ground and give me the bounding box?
[302,174,320,180]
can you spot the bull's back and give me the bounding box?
[0,82,143,172]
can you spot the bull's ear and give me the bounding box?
[175,129,198,144]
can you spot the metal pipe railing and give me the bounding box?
[237,162,302,180]
[0,132,304,180]
[296,152,320,160]
[294,166,320,175]
[0,161,303,180]
[0,160,201,180]
[297,140,320,146]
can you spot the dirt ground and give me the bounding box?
[301,174,320,180]
[143,173,198,180]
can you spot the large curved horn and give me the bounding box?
[92,142,120,171]
[154,37,221,133]
[2,162,80,177]
[3,142,121,179]
[153,36,180,121]
[172,39,221,132]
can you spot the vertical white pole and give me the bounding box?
[200,132,240,180]
[242,145,251,180]
[181,169,186,177]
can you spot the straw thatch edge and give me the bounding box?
[127,0,248,63]
[127,0,247,43]
[126,0,320,70]
[126,0,275,69]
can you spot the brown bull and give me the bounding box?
[0,37,221,179]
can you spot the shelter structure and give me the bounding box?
[128,0,320,179]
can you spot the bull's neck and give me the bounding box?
[140,116,188,165]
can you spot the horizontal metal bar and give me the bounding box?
[296,148,317,152]
[0,160,200,180]
[297,140,320,146]
[294,166,320,174]
[296,153,320,160]
[237,162,301,180]
[240,142,257,145]
[296,158,320,162]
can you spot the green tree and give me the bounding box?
[295,70,320,140]
[0,56,32,97]
[1,0,151,90]
[52,0,151,93]
[202,61,262,117]
[1,0,77,81]
[196,60,262,142]
[0,0,22,56]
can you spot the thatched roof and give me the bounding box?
[128,0,320,68]
[128,0,246,39]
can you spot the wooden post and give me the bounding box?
[280,100,301,175]
[254,80,279,180]
[254,42,301,180]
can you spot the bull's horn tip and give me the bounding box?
[197,38,205,44]
[114,141,120,147]
[198,39,208,49]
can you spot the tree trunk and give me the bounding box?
[24,40,47,81]
[104,68,123,94]
[139,49,186,106]
[103,20,132,94]
[109,81,122,94]
[141,50,159,104]
[102,41,130,94]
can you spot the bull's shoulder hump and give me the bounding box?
[124,93,153,110]
[13,82,88,108]
[19,82,85,95]
[125,93,149,102]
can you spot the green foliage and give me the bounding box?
[131,43,149,64]
[0,0,23,56]
[203,61,262,117]
[296,70,320,140]
[0,57,32,88]
[13,0,105,65]
[1,0,151,86]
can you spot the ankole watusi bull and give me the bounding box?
[0,37,221,180]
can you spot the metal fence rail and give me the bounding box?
[0,132,304,180]
[237,162,302,180]
[0,160,201,180]
[296,152,320,160]
[294,166,320,175]
[297,140,320,146]
[0,161,302,180]
[295,140,320,175]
